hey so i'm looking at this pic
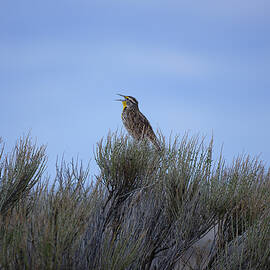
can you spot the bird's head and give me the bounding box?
[116,94,138,110]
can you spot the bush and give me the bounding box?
[0,133,269,269]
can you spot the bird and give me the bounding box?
[116,94,161,151]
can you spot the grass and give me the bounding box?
[0,132,269,269]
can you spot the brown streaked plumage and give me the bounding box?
[116,94,161,151]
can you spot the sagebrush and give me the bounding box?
[0,133,269,270]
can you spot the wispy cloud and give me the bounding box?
[0,40,212,77]
[177,0,270,19]
[1,38,269,83]
[92,0,270,21]
[109,45,214,78]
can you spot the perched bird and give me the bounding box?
[116,94,161,151]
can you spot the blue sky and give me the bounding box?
[1,0,270,176]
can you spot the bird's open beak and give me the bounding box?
[115,94,127,101]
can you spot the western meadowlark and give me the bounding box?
[116,94,161,151]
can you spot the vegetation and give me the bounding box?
[0,132,269,269]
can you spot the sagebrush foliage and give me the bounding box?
[0,133,269,270]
